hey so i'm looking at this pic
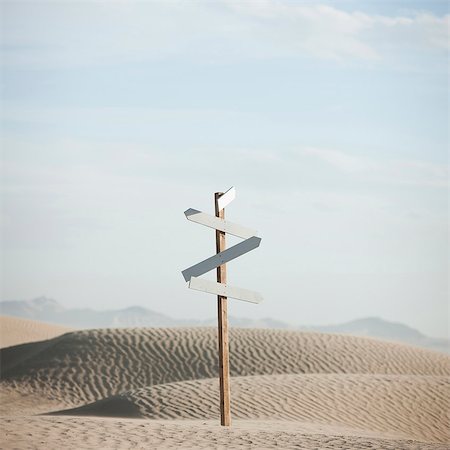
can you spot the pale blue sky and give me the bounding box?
[1,1,448,337]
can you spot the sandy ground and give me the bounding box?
[1,316,449,449]
[0,315,71,349]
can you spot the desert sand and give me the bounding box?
[1,317,449,449]
[0,315,71,349]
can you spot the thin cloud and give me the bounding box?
[301,147,374,172]
[0,1,447,69]
[300,146,448,188]
[225,2,449,58]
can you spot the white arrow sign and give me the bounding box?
[217,186,236,211]
[182,236,261,282]
[189,277,263,304]
[184,209,257,239]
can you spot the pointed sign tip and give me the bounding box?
[181,269,191,282]
[184,208,200,218]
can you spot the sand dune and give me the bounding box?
[2,327,448,408]
[53,373,449,443]
[0,315,71,349]
[1,324,449,449]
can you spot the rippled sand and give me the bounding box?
[1,317,449,449]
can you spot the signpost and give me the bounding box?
[182,187,262,426]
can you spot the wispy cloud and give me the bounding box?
[1,1,448,69]
[301,147,374,172]
[226,2,449,55]
[301,146,448,188]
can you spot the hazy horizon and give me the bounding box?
[1,1,448,339]
[1,294,446,340]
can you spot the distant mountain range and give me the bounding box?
[1,296,448,354]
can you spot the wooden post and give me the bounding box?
[215,192,231,427]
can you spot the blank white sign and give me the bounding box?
[184,208,257,239]
[217,186,236,211]
[189,277,263,304]
[181,236,261,282]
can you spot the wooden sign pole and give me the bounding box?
[215,192,231,427]
[182,187,261,426]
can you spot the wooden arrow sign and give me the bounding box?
[184,209,257,239]
[217,186,236,211]
[182,236,261,282]
[189,277,263,304]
